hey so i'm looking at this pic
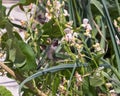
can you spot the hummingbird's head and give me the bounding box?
[52,39,58,47]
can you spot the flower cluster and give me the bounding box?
[63,27,83,49]
[81,18,92,38]
[45,0,69,22]
[58,77,68,95]
[75,71,83,86]
[93,43,104,53]
[114,17,120,32]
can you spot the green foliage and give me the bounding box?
[0,2,7,28]
[1,32,37,71]
[0,0,120,95]
[42,19,63,38]
[0,86,13,96]
[19,0,37,5]
[90,72,105,87]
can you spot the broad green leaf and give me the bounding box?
[13,32,23,41]
[0,86,13,96]
[0,18,7,29]
[17,40,37,71]
[83,77,97,96]
[1,33,10,49]
[90,74,105,87]
[13,42,26,68]
[6,39,12,49]
[0,4,7,28]
[5,22,14,39]
[42,19,62,38]
[9,48,16,62]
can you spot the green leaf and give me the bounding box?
[101,0,120,71]
[9,48,16,62]
[13,44,26,68]
[83,77,97,96]
[42,19,62,38]
[19,63,88,94]
[115,0,120,15]
[55,53,70,59]
[13,32,23,41]
[0,86,13,96]
[0,0,1,6]
[90,74,105,87]
[22,88,35,96]
[90,0,104,16]
[1,33,10,49]
[17,41,37,71]
[0,4,7,28]
[52,74,60,95]
[19,0,37,5]
[6,39,13,49]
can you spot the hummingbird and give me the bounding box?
[37,39,59,70]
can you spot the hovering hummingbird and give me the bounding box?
[37,39,59,70]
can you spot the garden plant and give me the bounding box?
[0,0,120,96]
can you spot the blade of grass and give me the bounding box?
[115,0,120,15]
[90,0,104,16]
[72,0,81,26]
[101,0,120,71]
[68,0,73,21]
[19,63,88,95]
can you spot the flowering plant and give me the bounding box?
[0,0,120,95]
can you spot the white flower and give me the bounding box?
[83,18,89,25]
[47,0,51,6]
[65,33,73,42]
[63,9,69,16]
[86,24,92,30]
[65,21,73,28]
[0,53,6,62]
[45,7,49,13]
[64,28,72,33]
[64,28,73,42]
[106,83,112,88]
[84,31,91,38]
[53,0,61,10]
[75,72,82,82]
[115,35,120,45]
[81,18,92,31]
[109,89,115,93]
[98,66,104,71]
[96,72,100,76]
[73,32,78,38]
[45,12,52,22]
[93,43,103,52]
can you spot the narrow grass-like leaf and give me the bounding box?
[67,0,73,21]
[90,0,104,16]
[101,0,120,71]
[115,0,120,15]
[19,63,88,95]
[72,0,81,25]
